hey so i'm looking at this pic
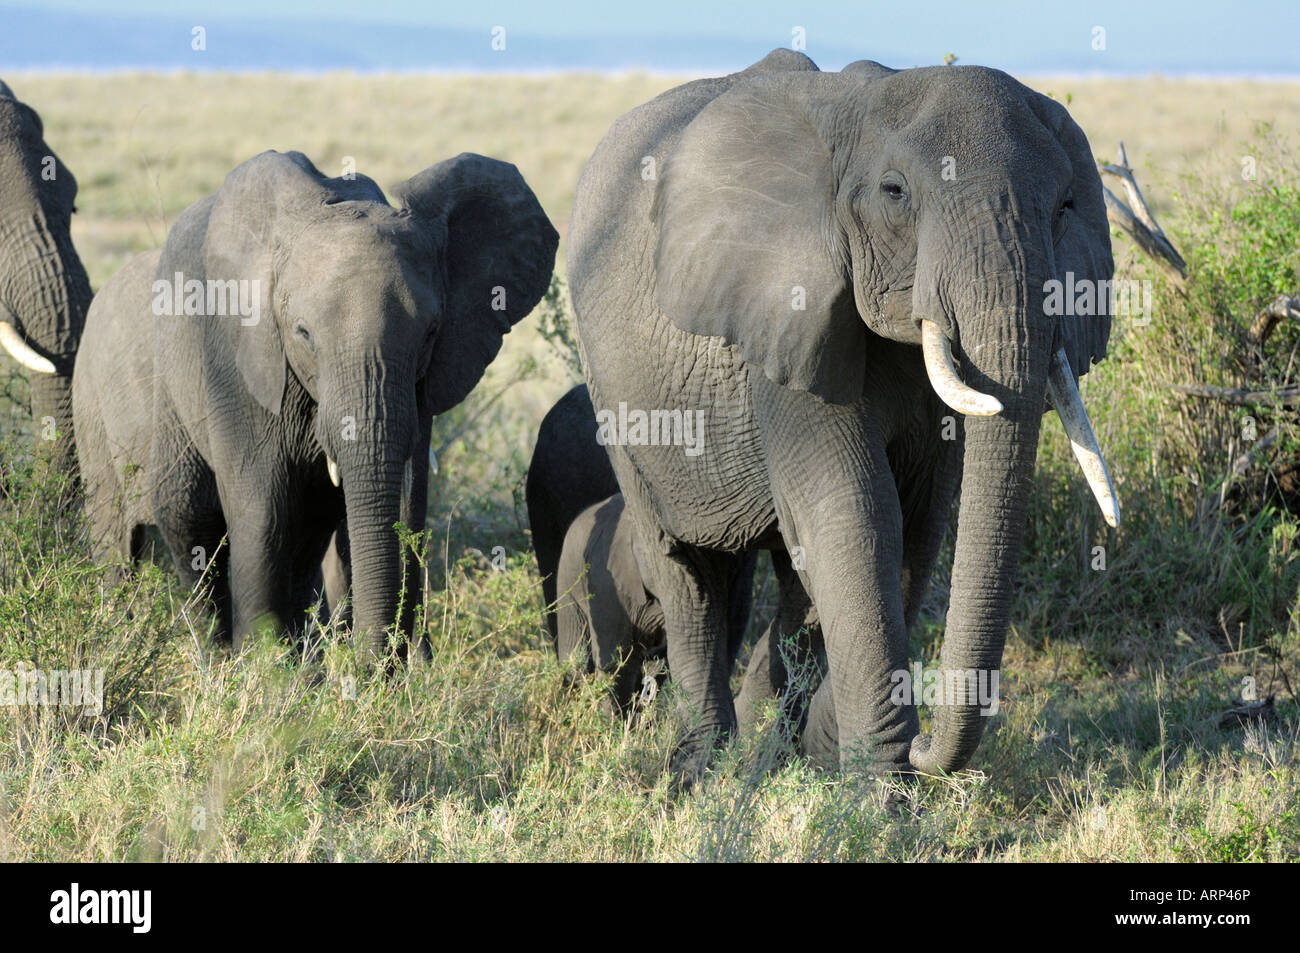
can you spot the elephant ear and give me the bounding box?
[0,84,45,145]
[650,79,863,404]
[160,151,333,415]
[1037,101,1114,381]
[392,153,559,415]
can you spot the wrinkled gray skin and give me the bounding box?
[73,150,557,653]
[0,80,93,469]
[556,492,665,711]
[525,384,620,642]
[569,50,1113,779]
[526,383,756,691]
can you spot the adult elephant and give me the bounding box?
[568,50,1119,779]
[73,149,557,653]
[0,80,93,468]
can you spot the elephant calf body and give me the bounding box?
[528,384,758,708]
[525,384,620,643]
[556,492,666,712]
[74,149,557,651]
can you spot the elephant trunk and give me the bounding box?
[0,212,92,470]
[908,200,1053,775]
[328,370,418,659]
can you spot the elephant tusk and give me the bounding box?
[920,320,1003,417]
[1046,348,1121,529]
[326,456,341,487]
[0,320,57,375]
[429,446,439,476]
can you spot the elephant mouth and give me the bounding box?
[919,319,1120,528]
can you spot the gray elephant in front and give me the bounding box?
[73,149,557,651]
[0,80,93,469]
[568,50,1119,779]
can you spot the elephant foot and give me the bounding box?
[669,720,733,791]
[799,679,915,777]
[799,679,840,771]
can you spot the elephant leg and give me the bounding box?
[289,522,339,657]
[393,423,434,662]
[212,487,295,652]
[151,436,233,642]
[606,643,648,717]
[636,532,738,785]
[81,459,128,568]
[735,548,824,736]
[795,485,913,773]
[724,550,760,672]
[162,512,231,643]
[759,410,914,775]
[800,429,964,763]
[555,592,596,674]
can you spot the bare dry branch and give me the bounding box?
[1246,294,1300,349]
[1173,383,1300,408]
[1099,142,1188,280]
[1230,428,1279,479]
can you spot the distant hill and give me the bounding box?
[0,7,864,73]
[1,5,1296,75]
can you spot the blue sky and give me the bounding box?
[2,0,1297,74]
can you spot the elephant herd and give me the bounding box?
[2,48,1124,784]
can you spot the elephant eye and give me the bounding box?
[294,323,312,344]
[881,182,905,201]
[1053,196,1074,242]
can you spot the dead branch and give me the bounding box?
[1172,383,1300,408]
[1246,294,1300,349]
[1099,142,1188,280]
[1230,428,1279,479]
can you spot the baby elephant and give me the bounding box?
[556,492,665,712]
[528,385,758,710]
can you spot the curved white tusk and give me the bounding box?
[428,446,439,476]
[920,320,1003,417]
[326,456,341,487]
[0,320,57,375]
[1046,348,1121,528]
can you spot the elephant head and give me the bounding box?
[159,150,556,652]
[0,80,93,467]
[650,62,1117,774]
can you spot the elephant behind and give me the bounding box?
[525,384,620,642]
[73,249,162,567]
[568,50,1119,780]
[0,80,93,470]
[73,149,558,652]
